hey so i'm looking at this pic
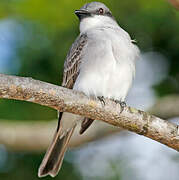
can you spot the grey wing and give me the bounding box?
[60,33,93,134]
[62,33,87,89]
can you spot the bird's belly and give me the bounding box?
[106,63,134,101]
[73,61,134,101]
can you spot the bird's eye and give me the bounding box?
[98,8,104,14]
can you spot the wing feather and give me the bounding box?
[62,33,88,89]
[61,33,94,134]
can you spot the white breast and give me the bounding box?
[73,27,139,101]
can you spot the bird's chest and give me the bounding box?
[73,29,135,100]
[74,58,133,100]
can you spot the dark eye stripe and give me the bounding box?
[94,8,112,17]
[98,8,104,14]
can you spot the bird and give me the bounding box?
[38,1,140,178]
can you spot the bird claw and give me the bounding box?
[98,96,106,106]
[111,99,126,112]
[119,101,126,109]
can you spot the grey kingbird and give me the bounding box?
[38,1,140,177]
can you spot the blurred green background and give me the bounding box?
[0,0,179,180]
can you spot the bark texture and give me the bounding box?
[0,74,179,151]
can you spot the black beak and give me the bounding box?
[75,9,91,19]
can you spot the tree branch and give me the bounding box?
[0,94,178,152]
[0,74,179,151]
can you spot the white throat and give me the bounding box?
[79,15,118,33]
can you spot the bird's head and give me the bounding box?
[75,2,117,33]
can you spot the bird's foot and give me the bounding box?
[98,96,106,106]
[111,99,126,112]
[120,101,126,109]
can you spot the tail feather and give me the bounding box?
[38,125,76,177]
[80,118,94,134]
